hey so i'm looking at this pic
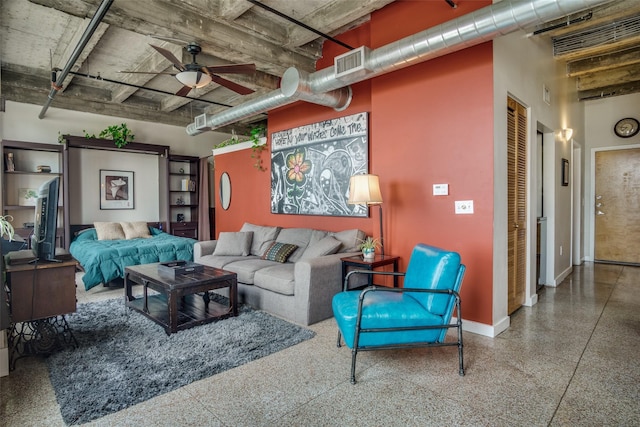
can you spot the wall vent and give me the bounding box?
[194,113,208,130]
[553,14,640,56]
[334,46,371,80]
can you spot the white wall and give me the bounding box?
[493,28,584,329]
[583,93,640,261]
[0,101,230,157]
[1,101,232,224]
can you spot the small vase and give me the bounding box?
[362,248,375,260]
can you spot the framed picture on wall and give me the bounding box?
[561,158,569,186]
[100,169,134,209]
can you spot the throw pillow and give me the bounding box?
[329,229,366,252]
[300,236,342,260]
[120,221,152,239]
[94,222,126,240]
[261,242,298,263]
[213,231,253,256]
[240,223,281,256]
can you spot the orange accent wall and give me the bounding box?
[214,0,494,325]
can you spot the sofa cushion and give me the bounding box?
[94,222,126,240]
[197,254,260,270]
[213,231,253,256]
[254,263,296,296]
[223,258,280,284]
[262,242,298,263]
[240,223,281,256]
[275,228,313,262]
[329,229,366,253]
[300,236,342,260]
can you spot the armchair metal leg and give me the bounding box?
[336,330,342,348]
[458,342,465,376]
[350,349,358,384]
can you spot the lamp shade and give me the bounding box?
[175,70,212,88]
[348,174,383,205]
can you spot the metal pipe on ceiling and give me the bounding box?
[186,0,609,136]
[38,0,114,120]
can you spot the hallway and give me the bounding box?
[1,262,639,426]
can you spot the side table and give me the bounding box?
[341,254,400,289]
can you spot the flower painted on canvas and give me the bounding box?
[286,149,312,184]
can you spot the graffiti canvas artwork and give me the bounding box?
[271,112,369,217]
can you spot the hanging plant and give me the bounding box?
[83,123,135,148]
[249,125,267,171]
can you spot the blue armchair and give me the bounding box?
[332,244,466,384]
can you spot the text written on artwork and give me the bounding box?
[272,112,368,151]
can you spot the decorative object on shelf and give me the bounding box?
[220,172,231,210]
[176,213,185,222]
[613,117,639,138]
[271,113,368,216]
[179,167,184,174]
[0,214,15,241]
[100,169,134,209]
[348,173,385,255]
[357,236,381,260]
[82,123,135,148]
[5,152,15,172]
[561,158,569,187]
[37,165,52,173]
[18,188,38,206]
[176,197,184,205]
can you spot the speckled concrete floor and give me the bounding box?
[1,262,639,426]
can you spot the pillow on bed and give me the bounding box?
[120,221,152,239]
[94,222,126,240]
[213,231,253,256]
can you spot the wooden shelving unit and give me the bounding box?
[168,155,199,239]
[1,140,70,249]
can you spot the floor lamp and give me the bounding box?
[348,174,384,256]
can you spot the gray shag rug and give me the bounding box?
[46,296,315,425]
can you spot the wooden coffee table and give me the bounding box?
[124,263,237,335]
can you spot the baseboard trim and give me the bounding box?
[524,293,538,307]
[453,316,510,338]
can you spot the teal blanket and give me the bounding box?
[70,227,196,290]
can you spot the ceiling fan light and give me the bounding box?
[175,70,212,88]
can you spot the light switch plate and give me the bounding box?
[455,200,474,214]
[433,184,449,196]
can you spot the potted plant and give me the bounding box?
[0,215,15,241]
[358,236,381,260]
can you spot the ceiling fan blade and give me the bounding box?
[150,44,186,71]
[205,63,256,74]
[210,74,255,95]
[175,85,193,97]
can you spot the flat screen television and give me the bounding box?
[31,176,60,261]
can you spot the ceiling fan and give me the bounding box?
[121,42,256,97]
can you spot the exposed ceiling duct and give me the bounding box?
[186,0,610,136]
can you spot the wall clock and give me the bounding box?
[614,117,639,138]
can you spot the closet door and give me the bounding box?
[507,97,527,314]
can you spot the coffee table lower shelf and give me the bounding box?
[127,293,234,334]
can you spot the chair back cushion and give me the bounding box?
[404,244,463,317]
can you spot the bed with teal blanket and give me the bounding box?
[70,227,196,290]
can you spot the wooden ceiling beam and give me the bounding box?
[567,46,640,77]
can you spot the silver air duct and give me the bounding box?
[187,0,609,136]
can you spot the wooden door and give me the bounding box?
[507,97,527,314]
[594,148,640,264]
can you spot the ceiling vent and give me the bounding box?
[194,113,209,130]
[334,46,372,80]
[553,14,640,56]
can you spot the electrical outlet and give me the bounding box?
[455,200,474,214]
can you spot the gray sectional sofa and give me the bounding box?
[193,222,365,325]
